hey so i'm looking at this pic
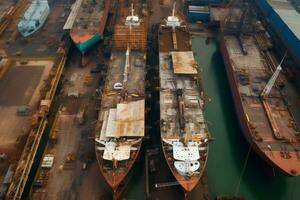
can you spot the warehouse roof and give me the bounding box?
[268,0,300,40]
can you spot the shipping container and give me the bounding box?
[188,5,210,21]
[185,0,223,6]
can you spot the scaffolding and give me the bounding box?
[112,2,148,51]
[113,24,147,50]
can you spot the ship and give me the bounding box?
[219,1,300,176]
[158,3,209,195]
[95,3,147,199]
[18,0,50,37]
[68,0,111,58]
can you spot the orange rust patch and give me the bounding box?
[70,32,93,43]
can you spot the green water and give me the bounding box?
[191,37,300,200]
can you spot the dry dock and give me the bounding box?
[0,0,211,199]
[0,0,71,198]
[0,60,54,150]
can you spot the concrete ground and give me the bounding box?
[0,59,54,197]
[0,60,53,150]
[0,1,14,21]
[0,0,71,57]
[43,113,79,199]
[39,109,111,200]
[31,47,112,200]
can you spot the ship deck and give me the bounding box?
[95,48,146,189]
[97,50,146,127]
[71,0,106,35]
[159,50,206,140]
[159,25,208,191]
[224,35,300,175]
[159,27,205,136]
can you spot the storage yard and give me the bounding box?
[0,0,299,199]
[0,0,70,199]
[31,48,110,199]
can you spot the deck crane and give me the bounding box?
[260,52,287,97]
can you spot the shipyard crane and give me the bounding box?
[260,52,287,97]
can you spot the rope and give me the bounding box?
[234,143,252,196]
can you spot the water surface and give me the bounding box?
[192,37,300,200]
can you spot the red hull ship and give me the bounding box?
[95,2,147,199]
[67,0,111,54]
[158,3,209,194]
[219,3,300,176]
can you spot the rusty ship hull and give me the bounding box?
[95,51,145,199]
[158,6,209,194]
[95,2,147,199]
[69,0,111,54]
[96,139,142,193]
[219,20,300,176]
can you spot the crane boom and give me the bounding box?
[260,52,287,97]
[260,64,282,97]
[123,45,130,85]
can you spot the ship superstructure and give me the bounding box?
[159,3,209,194]
[95,3,147,199]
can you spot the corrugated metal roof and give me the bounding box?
[188,5,210,12]
[268,0,300,40]
[171,51,198,74]
[100,100,145,138]
[63,0,83,30]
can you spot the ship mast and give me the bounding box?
[123,45,131,87]
[171,2,178,50]
[171,3,177,50]
[121,3,140,98]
